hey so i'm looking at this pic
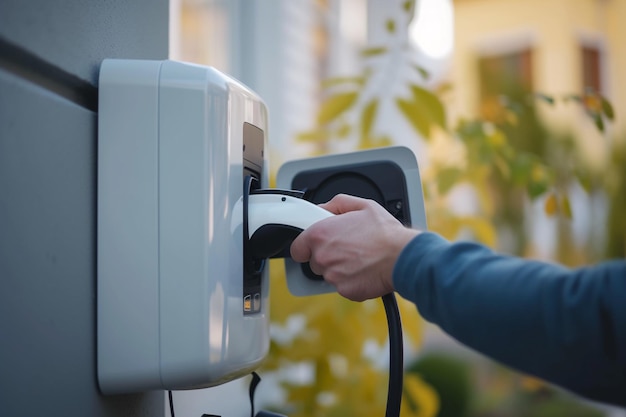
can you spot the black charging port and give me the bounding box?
[290,160,412,281]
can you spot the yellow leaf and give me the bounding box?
[361,47,387,57]
[317,92,358,125]
[493,155,511,179]
[336,123,351,138]
[402,374,440,417]
[436,167,462,195]
[531,164,547,183]
[487,129,506,148]
[505,110,519,125]
[360,135,392,150]
[583,93,602,113]
[397,297,422,346]
[544,193,558,216]
[361,99,379,139]
[403,0,415,13]
[386,19,396,33]
[321,76,365,89]
[409,84,446,130]
[601,96,615,120]
[520,375,546,392]
[454,217,498,247]
[561,194,573,219]
[295,129,330,143]
[396,85,446,139]
[396,98,430,139]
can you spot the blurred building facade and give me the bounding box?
[452,0,626,163]
[450,0,626,260]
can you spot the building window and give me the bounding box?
[477,48,547,155]
[478,48,533,123]
[581,45,602,94]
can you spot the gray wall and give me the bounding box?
[0,1,168,415]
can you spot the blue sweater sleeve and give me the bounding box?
[393,232,626,406]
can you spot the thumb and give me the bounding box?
[319,194,372,215]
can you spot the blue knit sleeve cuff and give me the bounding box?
[392,231,450,305]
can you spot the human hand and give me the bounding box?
[290,194,420,301]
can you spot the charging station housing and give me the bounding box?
[98,59,270,394]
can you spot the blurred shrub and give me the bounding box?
[406,353,472,417]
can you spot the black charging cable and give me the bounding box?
[382,293,403,417]
[249,371,262,417]
[168,390,176,417]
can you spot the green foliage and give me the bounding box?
[361,47,388,57]
[407,354,473,417]
[361,99,379,139]
[604,140,626,257]
[396,85,447,138]
[563,91,615,132]
[317,92,358,125]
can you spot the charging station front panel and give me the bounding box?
[243,122,265,315]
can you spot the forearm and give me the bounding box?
[393,232,626,406]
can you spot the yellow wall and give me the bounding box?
[451,0,626,161]
[605,0,626,133]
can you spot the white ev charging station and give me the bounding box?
[97,59,426,395]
